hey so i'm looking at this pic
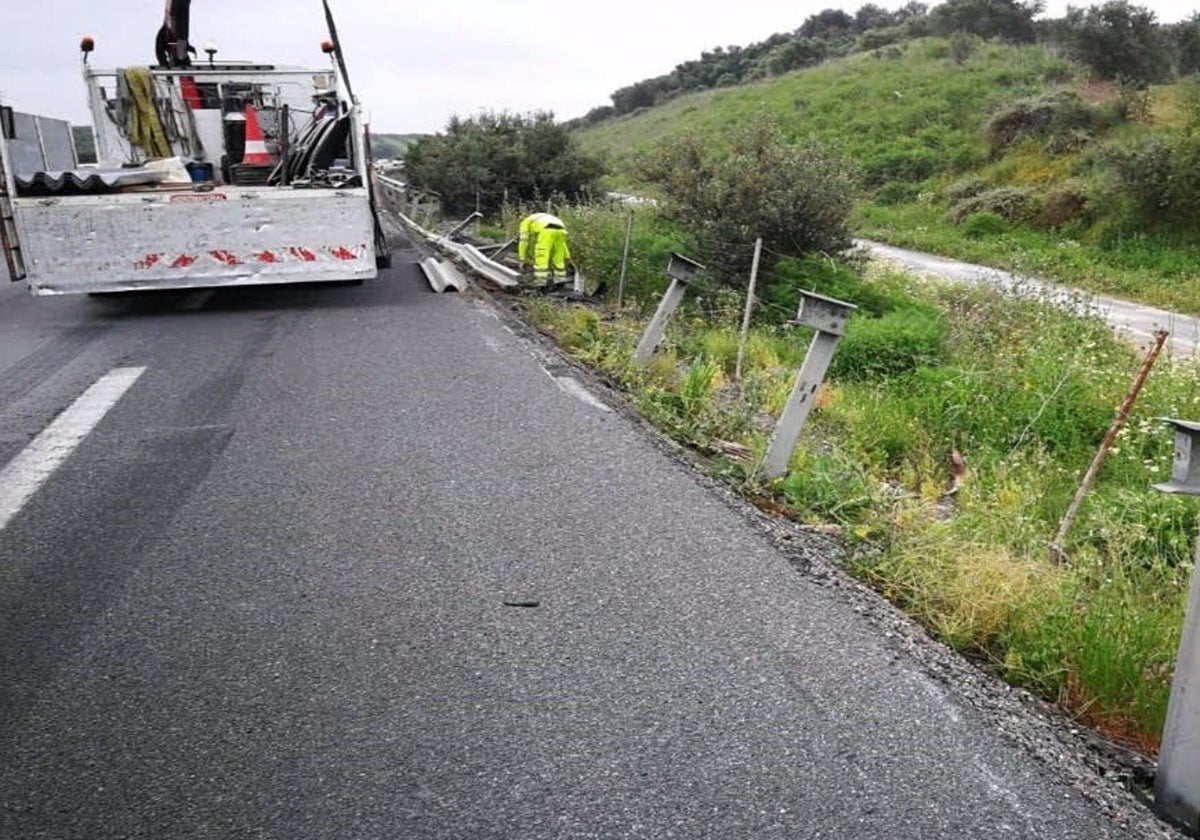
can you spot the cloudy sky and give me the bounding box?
[0,0,1196,135]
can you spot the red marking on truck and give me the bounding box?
[209,250,241,266]
[171,254,197,268]
[134,254,162,270]
[256,251,279,263]
[329,246,357,261]
[289,247,317,262]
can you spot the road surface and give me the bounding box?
[0,236,1179,838]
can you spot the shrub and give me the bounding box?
[985,92,1113,158]
[829,305,949,380]
[949,186,1036,224]
[405,111,606,215]
[943,178,987,202]
[1041,59,1075,84]
[875,181,923,205]
[764,254,911,319]
[636,112,860,284]
[1036,182,1091,229]
[960,210,1009,238]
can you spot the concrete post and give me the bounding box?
[760,291,856,481]
[1154,419,1200,834]
[633,253,705,365]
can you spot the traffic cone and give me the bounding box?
[241,104,272,165]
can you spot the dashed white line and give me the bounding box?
[0,366,146,531]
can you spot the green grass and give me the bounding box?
[578,37,1200,317]
[580,39,1064,186]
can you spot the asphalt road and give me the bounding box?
[0,237,1178,838]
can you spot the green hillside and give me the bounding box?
[369,133,424,161]
[577,36,1200,315]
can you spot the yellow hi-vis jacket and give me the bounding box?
[518,214,571,281]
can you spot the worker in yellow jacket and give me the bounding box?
[518,212,571,286]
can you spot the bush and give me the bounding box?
[1093,136,1174,222]
[763,254,911,319]
[943,178,987,202]
[875,181,923,205]
[635,112,860,284]
[960,210,1009,238]
[830,305,949,380]
[404,111,606,215]
[985,92,1113,158]
[1036,182,1091,229]
[949,186,1036,224]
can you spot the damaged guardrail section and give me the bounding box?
[375,175,519,290]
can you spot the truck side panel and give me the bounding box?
[17,187,377,295]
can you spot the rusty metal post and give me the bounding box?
[443,211,483,244]
[1049,328,1168,564]
[760,291,856,480]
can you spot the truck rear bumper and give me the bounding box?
[16,187,378,296]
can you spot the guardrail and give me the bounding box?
[374,175,519,289]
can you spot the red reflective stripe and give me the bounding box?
[209,250,241,266]
[180,76,202,110]
[171,254,197,268]
[289,247,317,262]
[134,254,162,269]
[329,246,357,261]
[256,251,280,263]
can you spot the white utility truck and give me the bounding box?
[0,0,388,295]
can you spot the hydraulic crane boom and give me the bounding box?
[156,0,193,67]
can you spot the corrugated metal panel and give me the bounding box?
[16,169,163,194]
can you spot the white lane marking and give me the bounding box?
[0,366,146,531]
[553,376,611,413]
[177,290,215,311]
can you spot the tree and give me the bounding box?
[403,111,606,215]
[635,114,860,283]
[1168,14,1200,76]
[799,9,856,39]
[927,0,1039,42]
[1061,1,1169,85]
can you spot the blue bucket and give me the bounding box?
[186,162,214,182]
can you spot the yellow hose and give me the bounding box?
[124,67,172,159]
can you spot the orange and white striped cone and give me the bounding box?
[241,104,272,165]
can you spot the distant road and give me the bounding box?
[859,239,1200,359]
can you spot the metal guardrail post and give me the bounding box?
[760,291,856,481]
[634,253,705,365]
[443,211,483,243]
[1154,419,1200,835]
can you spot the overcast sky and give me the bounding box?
[1,1,1197,135]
